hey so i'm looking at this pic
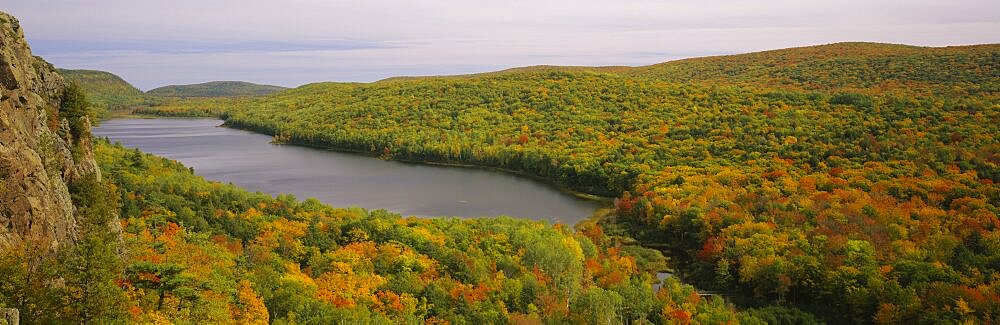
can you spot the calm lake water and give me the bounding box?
[93,118,602,224]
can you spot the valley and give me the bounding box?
[135,42,1000,323]
[0,6,997,324]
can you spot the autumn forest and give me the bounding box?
[137,42,1000,323]
[0,7,998,325]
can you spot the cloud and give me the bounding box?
[31,39,391,55]
[5,0,998,89]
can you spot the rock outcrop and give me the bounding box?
[0,12,97,250]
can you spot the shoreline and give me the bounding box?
[273,139,614,204]
[116,113,614,204]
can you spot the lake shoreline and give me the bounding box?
[122,113,615,204]
[270,137,615,204]
[98,116,607,223]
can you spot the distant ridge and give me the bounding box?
[378,65,631,82]
[377,42,998,94]
[147,81,287,97]
[626,42,1000,91]
[58,68,147,117]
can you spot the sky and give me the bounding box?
[6,0,999,90]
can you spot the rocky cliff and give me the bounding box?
[0,12,99,250]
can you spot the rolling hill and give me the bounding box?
[387,42,998,96]
[58,68,147,118]
[146,80,287,97]
[59,70,291,118]
[141,41,1000,323]
[5,11,754,324]
[627,42,999,95]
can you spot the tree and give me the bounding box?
[0,242,64,323]
[64,173,128,323]
[570,287,623,324]
[232,280,268,324]
[125,261,187,311]
[60,82,91,143]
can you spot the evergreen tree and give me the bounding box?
[60,82,91,143]
[64,173,127,323]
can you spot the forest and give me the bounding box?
[58,70,285,120]
[146,81,288,98]
[136,42,1000,323]
[0,71,814,323]
[58,69,151,119]
[4,135,805,323]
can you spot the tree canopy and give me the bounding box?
[137,42,1000,323]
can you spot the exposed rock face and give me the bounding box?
[0,12,97,250]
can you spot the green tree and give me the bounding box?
[570,286,623,324]
[60,82,91,143]
[64,173,128,323]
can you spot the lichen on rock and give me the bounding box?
[0,11,99,250]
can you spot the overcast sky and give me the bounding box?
[6,0,999,90]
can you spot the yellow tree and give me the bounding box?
[231,280,269,324]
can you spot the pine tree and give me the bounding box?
[60,82,91,143]
[64,173,128,323]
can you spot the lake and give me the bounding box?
[93,118,603,224]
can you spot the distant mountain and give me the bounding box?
[56,72,289,117]
[379,65,631,82]
[58,68,147,117]
[147,81,287,97]
[627,42,999,94]
[379,42,998,96]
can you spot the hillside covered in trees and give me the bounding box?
[72,139,776,323]
[58,69,291,120]
[58,69,149,119]
[3,52,779,325]
[141,42,1000,323]
[7,125,790,323]
[2,10,797,323]
[147,81,287,98]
